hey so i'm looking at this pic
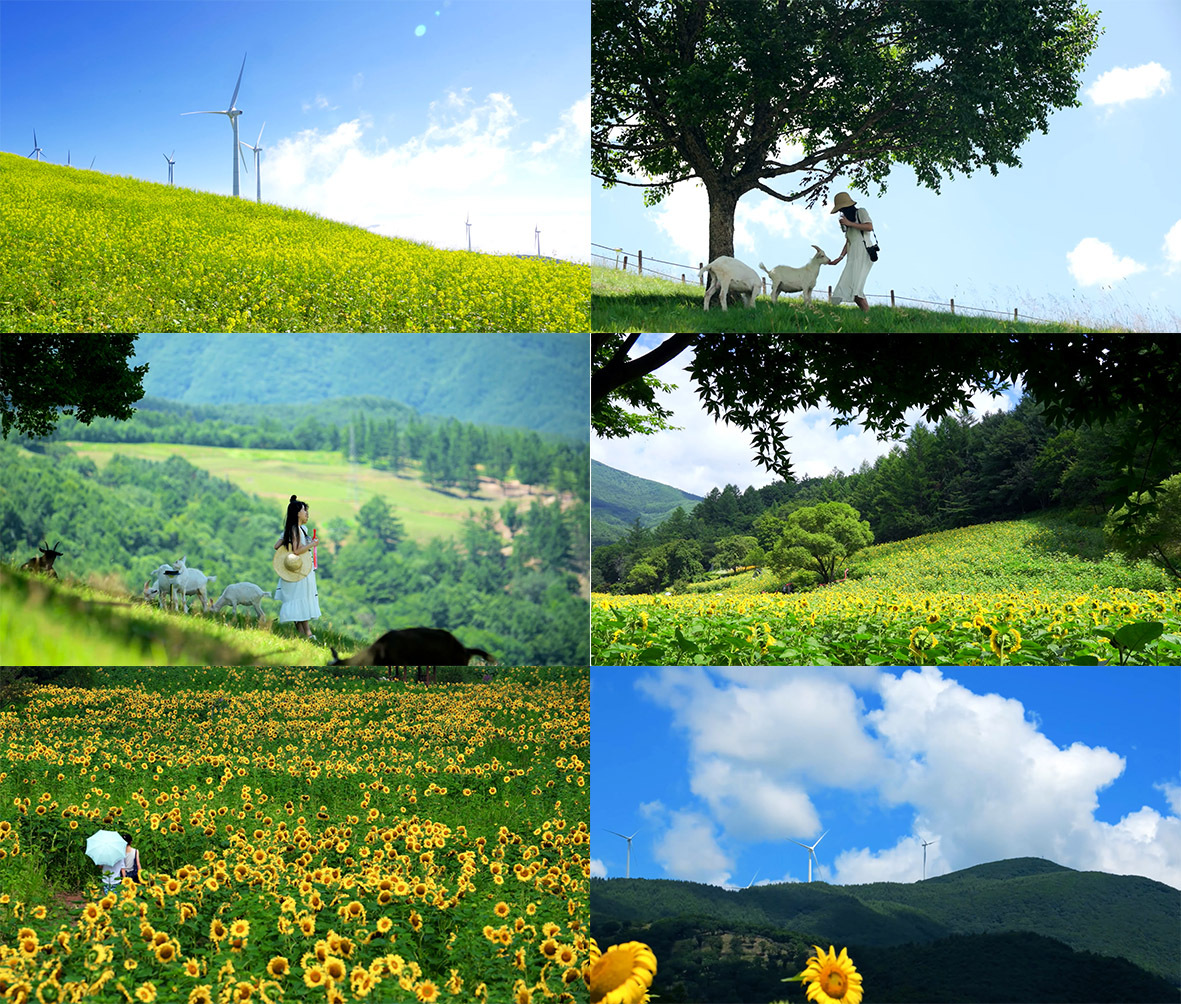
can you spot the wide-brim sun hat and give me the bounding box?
[273,546,313,582]
[830,191,857,214]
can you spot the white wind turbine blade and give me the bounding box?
[182,110,228,116]
[256,121,265,146]
[812,829,828,849]
[228,52,246,110]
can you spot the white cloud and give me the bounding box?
[301,94,338,112]
[653,808,733,885]
[1163,220,1181,274]
[264,89,588,260]
[631,667,1181,889]
[1086,62,1172,106]
[530,92,590,155]
[1066,237,1146,287]
[590,858,607,878]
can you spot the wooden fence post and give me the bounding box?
[950,298,955,315]
[890,290,895,307]
[637,250,643,275]
[622,255,628,272]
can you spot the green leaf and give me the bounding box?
[1112,621,1164,650]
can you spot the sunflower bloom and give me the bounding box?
[584,940,657,1004]
[801,945,863,1004]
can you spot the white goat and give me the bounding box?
[698,256,761,311]
[759,246,830,305]
[210,582,271,619]
[144,556,215,613]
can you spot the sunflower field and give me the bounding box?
[0,667,589,1003]
[593,520,1181,666]
[0,154,589,333]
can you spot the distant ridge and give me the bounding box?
[592,459,703,546]
[591,856,1180,992]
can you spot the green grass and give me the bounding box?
[59,441,516,545]
[591,265,1129,333]
[0,566,351,666]
[0,152,589,332]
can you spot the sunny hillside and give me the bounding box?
[593,515,1181,665]
[0,152,589,332]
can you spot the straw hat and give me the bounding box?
[830,192,857,214]
[273,545,313,582]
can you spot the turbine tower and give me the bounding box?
[921,837,938,881]
[534,223,541,256]
[465,212,472,251]
[240,122,265,202]
[182,52,249,197]
[789,829,828,883]
[28,129,45,161]
[163,150,176,185]
[605,828,638,879]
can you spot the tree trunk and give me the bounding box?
[706,185,740,264]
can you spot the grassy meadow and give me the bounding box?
[60,442,531,547]
[0,153,589,333]
[593,516,1181,666]
[0,667,589,1002]
[0,567,338,667]
[591,265,1129,333]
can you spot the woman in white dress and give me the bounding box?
[273,495,321,639]
[828,191,875,313]
[101,834,140,885]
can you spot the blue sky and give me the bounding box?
[593,334,1024,497]
[591,667,1181,890]
[1,0,589,260]
[592,1,1180,331]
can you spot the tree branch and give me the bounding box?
[592,334,700,404]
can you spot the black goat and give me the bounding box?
[20,540,63,577]
[329,627,492,667]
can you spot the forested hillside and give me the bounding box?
[591,859,1181,1002]
[1,392,589,664]
[591,459,702,546]
[592,395,1178,593]
[132,333,588,439]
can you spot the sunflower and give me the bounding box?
[800,945,863,1004]
[584,940,657,1004]
[266,958,289,978]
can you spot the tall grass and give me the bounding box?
[0,153,589,332]
[591,266,1138,333]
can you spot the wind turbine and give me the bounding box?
[182,52,249,197]
[921,837,938,881]
[88,156,96,170]
[745,869,759,889]
[534,223,541,256]
[789,829,828,883]
[240,121,265,202]
[28,129,45,161]
[163,151,176,185]
[605,828,638,879]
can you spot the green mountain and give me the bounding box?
[592,459,703,546]
[131,334,588,440]
[591,858,1181,1002]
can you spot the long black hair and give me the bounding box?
[282,495,307,550]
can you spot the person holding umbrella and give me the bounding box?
[86,830,140,884]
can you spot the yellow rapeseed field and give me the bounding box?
[0,154,589,333]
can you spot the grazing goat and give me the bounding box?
[329,627,492,667]
[699,256,761,311]
[760,246,829,305]
[210,582,271,619]
[20,540,63,577]
[144,556,216,613]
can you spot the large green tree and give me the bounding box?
[768,502,873,583]
[0,335,148,439]
[593,0,1101,261]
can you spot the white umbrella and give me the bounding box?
[85,830,127,868]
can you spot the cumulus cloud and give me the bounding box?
[264,89,588,260]
[1086,62,1172,106]
[590,858,607,879]
[1066,237,1146,287]
[653,808,733,886]
[530,92,590,155]
[629,668,1181,889]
